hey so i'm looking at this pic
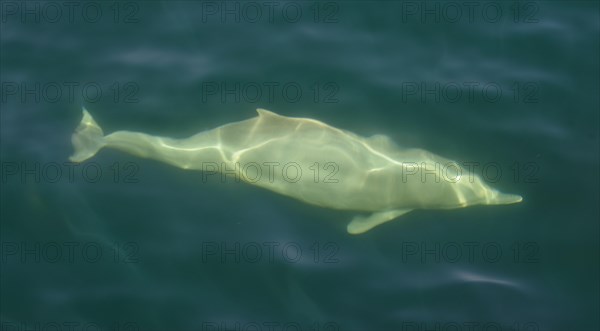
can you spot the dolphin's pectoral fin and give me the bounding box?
[347,209,412,235]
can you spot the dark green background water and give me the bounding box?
[1,1,598,330]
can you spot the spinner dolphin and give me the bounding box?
[70,108,522,234]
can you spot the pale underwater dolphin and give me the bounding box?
[70,108,522,234]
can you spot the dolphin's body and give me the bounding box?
[70,108,522,234]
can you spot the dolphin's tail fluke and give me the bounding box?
[69,108,106,162]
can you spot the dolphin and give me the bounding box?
[70,108,522,234]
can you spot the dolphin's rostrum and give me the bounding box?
[70,108,522,234]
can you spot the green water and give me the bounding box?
[1,1,598,330]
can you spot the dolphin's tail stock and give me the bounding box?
[69,108,106,162]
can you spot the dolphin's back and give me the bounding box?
[207,109,386,210]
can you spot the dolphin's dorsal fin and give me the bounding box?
[256,108,282,118]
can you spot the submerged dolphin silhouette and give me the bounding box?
[70,108,522,234]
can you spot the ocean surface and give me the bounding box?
[1,1,598,330]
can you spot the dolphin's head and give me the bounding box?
[485,190,523,205]
[466,176,523,206]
